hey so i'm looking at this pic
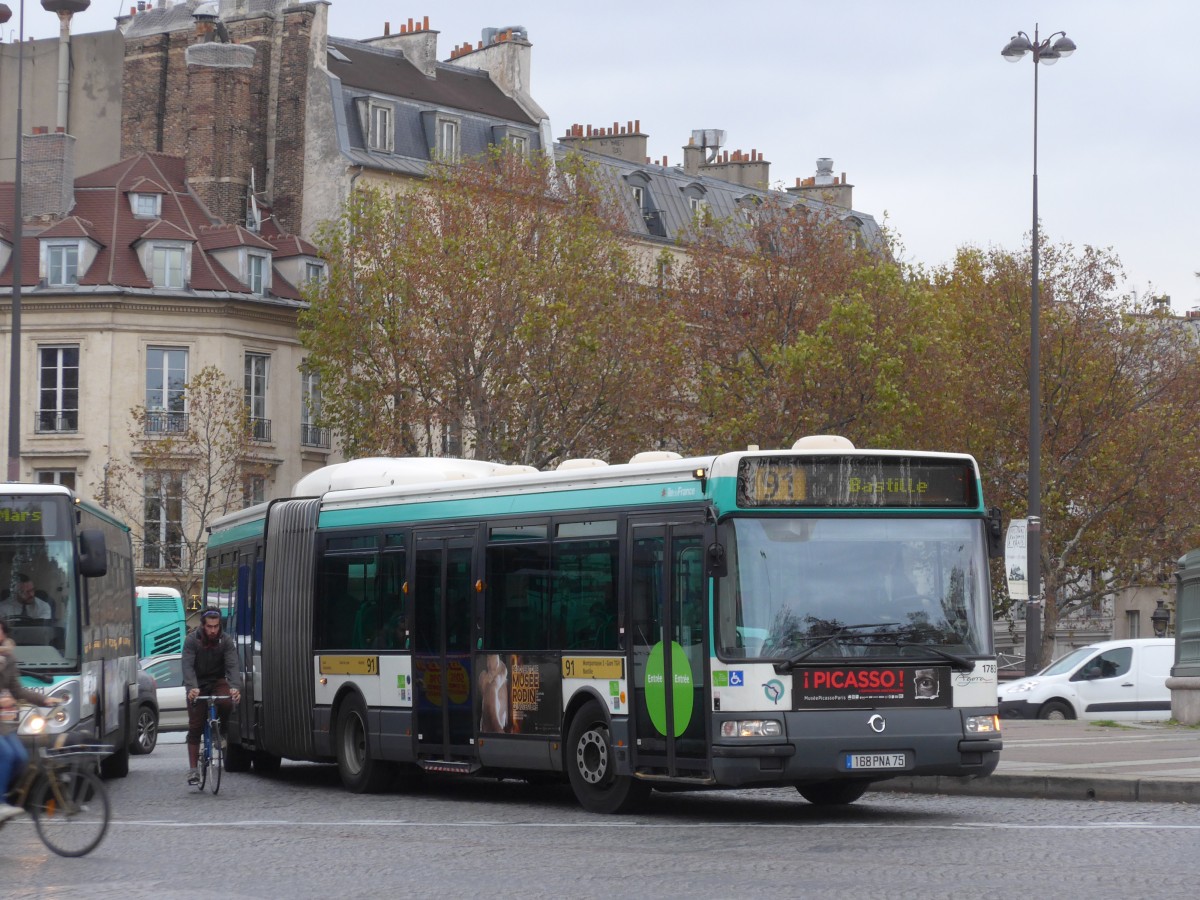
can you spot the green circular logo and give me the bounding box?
[644,640,694,737]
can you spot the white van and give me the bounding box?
[998,638,1174,722]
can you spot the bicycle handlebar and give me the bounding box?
[190,694,234,703]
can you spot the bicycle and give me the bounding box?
[0,729,113,857]
[193,694,231,794]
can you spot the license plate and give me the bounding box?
[845,752,906,770]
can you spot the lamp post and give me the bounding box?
[4,0,25,482]
[1001,24,1076,675]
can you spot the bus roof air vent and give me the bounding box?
[791,435,855,451]
[556,458,609,471]
[628,451,683,464]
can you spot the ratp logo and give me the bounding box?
[763,679,784,704]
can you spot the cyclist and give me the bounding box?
[0,617,62,820]
[182,608,242,786]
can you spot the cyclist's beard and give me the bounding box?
[201,631,221,649]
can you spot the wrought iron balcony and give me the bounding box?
[300,423,330,449]
[144,411,189,435]
[250,417,272,443]
[36,412,78,433]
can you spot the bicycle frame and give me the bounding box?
[1,739,113,857]
[194,694,230,794]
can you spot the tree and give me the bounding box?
[666,197,953,452]
[103,366,270,601]
[933,240,1200,665]
[300,149,686,468]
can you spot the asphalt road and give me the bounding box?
[4,735,1200,899]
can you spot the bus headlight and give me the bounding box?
[720,719,782,738]
[965,715,1001,734]
[19,711,47,736]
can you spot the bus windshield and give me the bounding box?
[0,495,80,670]
[716,517,992,662]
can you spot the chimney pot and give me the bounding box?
[423,15,429,30]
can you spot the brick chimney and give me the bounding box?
[368,15,438,78]
[185,36,256,225]
[22,128,76,220]
[786,158,853,209]
[446,25,547,122]
[560,121,648,164]
[701,148,770,190]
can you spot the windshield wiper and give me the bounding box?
[774,622,900,671]
[875,641,975,672]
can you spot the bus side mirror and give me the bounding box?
[986,507,1004,559]
[78,529,109,578]
[707,542,728,579]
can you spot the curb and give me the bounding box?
[870,773,1200,804]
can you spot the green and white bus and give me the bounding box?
[1,485,137,778]
[206,437,1004,812]
[135,585,187,657]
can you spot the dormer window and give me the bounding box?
[46,241,80,286]
[248,252,269,296]
[368,102,393,153]
[152,244,187,289]
[631,185,645,210]
[438,117,461,162]
[132,193,162,218]
[305,261,325,285]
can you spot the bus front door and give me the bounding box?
[628,522,710,780]
[413,532,477,767]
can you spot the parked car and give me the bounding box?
[998,638,1174,722]
[129,668,160,755]
[140,653,187,732]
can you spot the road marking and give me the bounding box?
[108,819,1200,831]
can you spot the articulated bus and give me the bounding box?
[205,437,1004,812]
[1,485,137,778]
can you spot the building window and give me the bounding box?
[143,471,184,569]
[146,347,188,434]
[368,103,393,153]
[631,186,644,210]
[689,196,708,215]
[300,368,329,448]
[132,193,161,218]
[245,353,271,442]
[242,474,265,508]
[508,134,528,156]
[37,345,79,433]
[152,245,185,289]
[439,119,460,162]
[47,243,79,286]
[248,253,267,295]
[1126,609,1140,639]
[305,261,325,286]
[36,469,75,491]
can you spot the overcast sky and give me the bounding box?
[15,1,1200,312]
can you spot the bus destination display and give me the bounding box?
[737,456,977,509]
[0,497,65,536]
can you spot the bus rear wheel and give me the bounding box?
[225,738,253,773]
[335,694,391,793]
[797,780,870,805]
[566,701,649,814]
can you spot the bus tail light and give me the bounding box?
[965,714,1000,734]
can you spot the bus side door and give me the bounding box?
[413,530,477,762]
[627,518,710,778]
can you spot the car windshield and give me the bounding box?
[715,516,993,662]
[1038,646,1095,677]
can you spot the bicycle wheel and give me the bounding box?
[30,767,111,857]
[208,723,223,795]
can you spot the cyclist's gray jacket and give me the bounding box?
[181,628,244,693]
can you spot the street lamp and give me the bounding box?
[1001,25,1076,676]
[1151,600,1171,638]
[4,0,25,482]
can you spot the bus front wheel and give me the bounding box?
[335,694,391,793]
[566,701,649,814]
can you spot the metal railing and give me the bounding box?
[144,411,189,435]
[36,412,78,433]
[300,423,330,449]
[250,417,272,443]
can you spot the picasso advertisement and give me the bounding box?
[477,653,561,736]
